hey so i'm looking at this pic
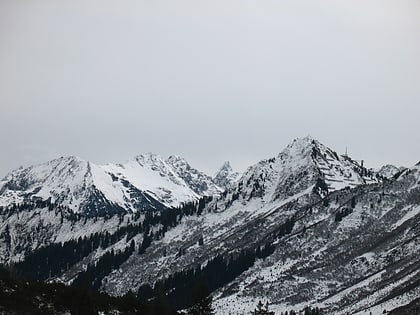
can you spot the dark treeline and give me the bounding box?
[14,221,142,280]
[334,196,356,223]
[72,240,136,290]
[334,207,353,223]
[11,196,213,287]
[1,262,326,315]
[1,196,322,314]
[137,217,295,310]
[137,245,275,310]
[276,306,323,315]
[0,198,54,213]
[250,300,323,314]
[71,195,213,290]
[0,198,84,223]
[0,266,180,315]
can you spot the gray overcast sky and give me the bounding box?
[1,0,420,177]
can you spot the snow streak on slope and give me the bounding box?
[101,154,201,210]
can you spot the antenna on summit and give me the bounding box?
[344,147,348,158]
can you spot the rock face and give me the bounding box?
[0,137,419,315]
[102,144,419,315]
[378,164,401,179]
[166,155,222,196]
[213,161,241,189]
[224,136,378,205]
[0,154,222,215]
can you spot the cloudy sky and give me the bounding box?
[1,0,419,177]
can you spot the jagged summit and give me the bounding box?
[134,152,163,162]
[213,161,240,189]
[222,137,379,206]
[165,155,222,196]
[1,137,419,315]
[0,153,222,214]
[288,135,316,145]
[214,161,234,177]
[166,154,186,164]
[281,136,334,158]
[378,164,400,179]
[53,155,85,163]
[0,138,379,214]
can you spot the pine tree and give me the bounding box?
[188,295,214,315]
[188,283,214,315]
[251,301,274,315]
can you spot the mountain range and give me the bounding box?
[0,153,226,214]
[0,136,418,315]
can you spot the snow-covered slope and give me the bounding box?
[1,136,418,315]
[0,154,221,214]
[101,140,419,314]
[222,136,378,208]
[0,156,127,214]
[100,138,380,288]
[213,161,241,189]
[166,155,222,196]
[377,164,401,179]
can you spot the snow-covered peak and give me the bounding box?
[0,152,221,214]
[280,136,378,190]
[280,136,330,161]
[166,155,222,196]
[0,155,94,211]
[215,161,234,176]
[378,164,400,179]
[223,137,379,206]
[0,138,382,215]
[1,155,88,189]
[166,154,187,166]
[277,137,318,167]
[213,161,241,189]
[165,155,193,176]
[134,152,166,167]
[286,135,316,148]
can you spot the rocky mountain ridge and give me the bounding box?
[0,153,224,215]
[213,161,241,189]
[0,137,418,315]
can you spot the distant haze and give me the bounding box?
[1,0,419,178]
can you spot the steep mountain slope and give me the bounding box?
[213,161,241,189]
[0,137,418,315]
[0,267,162,314]
[223,136,378,205]
[0,154,221,215]
[0,156,131,215]
[100,143,419,314]
[0,200,131,265]
[166,155,222,196]
[213,165,420,314]
[100,139,378,287]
